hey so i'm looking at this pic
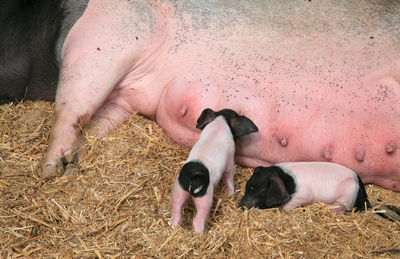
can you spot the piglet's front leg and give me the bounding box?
[222,157,235,195]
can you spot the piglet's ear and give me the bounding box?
[196,108,217,130]
[263,175,290,208]
[229,115,258,138]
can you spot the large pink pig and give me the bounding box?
[31,0,400,192]
[171,108,258,233]
[239,162,371,212]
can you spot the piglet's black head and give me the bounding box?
[196,108,258,138]
[239,166,293,209]
[178,161,210,197]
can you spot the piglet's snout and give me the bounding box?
[238,195,257,209]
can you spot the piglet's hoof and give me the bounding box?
[376,205,400,221]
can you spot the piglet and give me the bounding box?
[171,108,258,233]
[239,162,371,212]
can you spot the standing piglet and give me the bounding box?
[239,162,371,212]
[171,108,258,233]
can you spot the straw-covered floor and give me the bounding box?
[1,101,399,258]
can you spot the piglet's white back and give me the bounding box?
[187,116,235,186]
[276,162,358,211]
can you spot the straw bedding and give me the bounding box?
[1,101,399,258]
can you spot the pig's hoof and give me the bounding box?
[193,221,205,234]
[224,187,234,196]
[193,227,205,234]
[41,161,64,179]
[41,150,79,179]
[170,217,181,227]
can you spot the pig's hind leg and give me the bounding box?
[41,2,149,179]
[192,189,214,234]
[170,181,190,227]
[328,203,349,213]
[329,178,358,213]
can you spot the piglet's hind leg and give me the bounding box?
[170,181,190,227]
[192,189,214,234]
[329,178,357,212]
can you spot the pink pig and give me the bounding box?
[239,162,371,212]
[171,108,258,233]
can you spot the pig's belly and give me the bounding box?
[107,0,400,190]
[150,22,400,191]
[156,66,399,190]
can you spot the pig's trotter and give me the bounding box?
[329,203,348,213]
[41,149,78,179]
[41,161,63,179]
[170,213,182,227]
[40,101,133,179]
[192,215,206,234]
[40,115,80,179]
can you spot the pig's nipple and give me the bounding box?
[386,143,398,154]
[180,105,188,117]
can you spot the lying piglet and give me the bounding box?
[239,162,371,212]
[171,108,258,233]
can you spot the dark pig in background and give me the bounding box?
[239,162,371,212]
[171,108,258,233]
[0,0,88,104]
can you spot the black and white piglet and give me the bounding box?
[171,108,258,233]
[239,162,371,212]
